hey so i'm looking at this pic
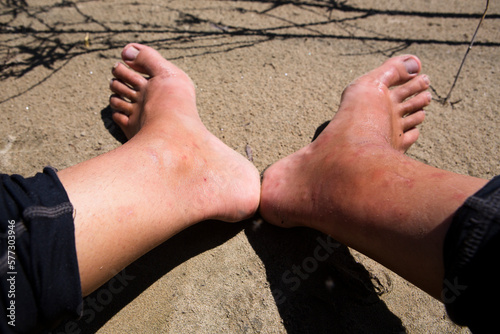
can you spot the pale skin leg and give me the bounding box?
[58,44,260,296]
[259,55,488,299]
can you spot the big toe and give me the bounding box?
[121,43,183,79]
[366,55,422,88]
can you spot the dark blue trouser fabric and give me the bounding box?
[0,167,82,333]
[443,175,500,333]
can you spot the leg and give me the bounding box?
[260,55,488,299]
[58,44,260,295]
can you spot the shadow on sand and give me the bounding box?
[2,1,498,104]
[245,223,404,333]
[50,221,404,334]
[48,220,248,334]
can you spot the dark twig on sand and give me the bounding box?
[245,144,254,162]
[441,0,489,105]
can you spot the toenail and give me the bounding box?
[426,92,432,102]
[404,58,419,74]
[422,75,430,85]
[123,46,139,61]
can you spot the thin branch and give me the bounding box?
[441,0,489,104]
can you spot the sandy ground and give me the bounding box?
[1,0,499,333]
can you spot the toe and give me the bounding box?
[111,110,130,128]
[121,43,182,79]
[403,110,426,131]
[112,62,147,90]
[110,78,138,102]
[367,55,421,88]
[399,91,432,116]
[392,74,430,103]
[109,94,133,116]
[401,127,420,151]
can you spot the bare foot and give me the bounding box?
[108,43,260,223]
[109,44,197,140]
[260,55,491,299]
[260,55,430,230]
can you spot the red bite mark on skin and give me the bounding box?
[451,192,468,203]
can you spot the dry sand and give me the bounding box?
[1,0,499,333]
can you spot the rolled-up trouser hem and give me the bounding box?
[443,175,500,333]
[0,167,82,333]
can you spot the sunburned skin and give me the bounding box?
[260,55,486,299]
[260,55,431,229]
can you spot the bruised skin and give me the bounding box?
[260,55,487,299]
